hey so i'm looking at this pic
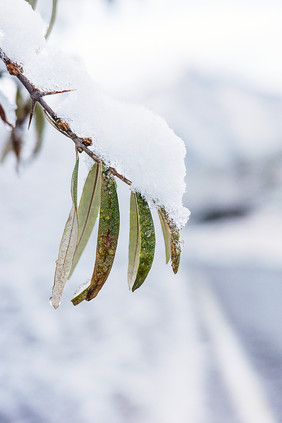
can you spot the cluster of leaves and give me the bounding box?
[50,159,181,308]
[0,0,183,308]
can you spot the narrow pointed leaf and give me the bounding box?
[158,208,171,264]
[85,171,120,302]
[71,158,79,210]
[68,163,102,278]
[32,103,45,157]
[50,160,79,308]
[158,207,181,274]
[71,285,88,306]
[170,228,181,274]
[128,192,155,292]
[128,192,141,288]
[45,0,58,39]
[11,130,22,166]
[50,206,78,309]
[27,0,38,10]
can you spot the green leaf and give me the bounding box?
[72,170,120,305]
[71,158,79,210]
[158,208,181,274]
[86,171,120,301]
[71,284,88,306]
[45,0,58,39]
[128,192,155,292]
[68,163,102,278]
[32,103,45,158]
[157,208,171,264]
[26,0,38,10]
[128,192,141,287]
[50,159,79,309]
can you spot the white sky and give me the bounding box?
[45,0,282,95]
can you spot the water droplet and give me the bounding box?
[49,296,61,308]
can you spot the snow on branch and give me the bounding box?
[0,0,190,229]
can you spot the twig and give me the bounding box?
[0,47,132,186]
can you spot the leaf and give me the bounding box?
[11,130,22,167]
[71,285,88,306]
[32,103,45,157]
[128,192,141,287]
[71,158,79,209]
[45,0,58,39]
[50,159,79,309]
[128,192,155,292]
[68,163,102,278]
[72,170,120,305]
[158,209,171,264]
[86,171,120,301]
[158,208,181,274]
[27,0,38,10]
[50,206,78,309]
[0,103,13,128]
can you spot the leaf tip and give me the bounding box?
[172,263,180,274]
[71,283,89,305]
[49,296,60,309]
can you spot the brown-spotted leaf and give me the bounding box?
[85,171,120,302]
[68,163,102,278]
[128,192,155,292]
[158,207,181,274]
[50,159,79,309]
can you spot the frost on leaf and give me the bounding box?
[158,208,181,274]
[50,159,79,309]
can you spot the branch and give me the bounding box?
[0,47,132,186]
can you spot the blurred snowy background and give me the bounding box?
[0,0,282,422]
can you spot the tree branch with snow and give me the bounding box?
[0,0,190,308]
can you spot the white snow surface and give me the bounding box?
[0,0,46,64]
[0,0,189,228]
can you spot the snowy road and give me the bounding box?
[190,264,282,423]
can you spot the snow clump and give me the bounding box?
[0,0,190,228]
